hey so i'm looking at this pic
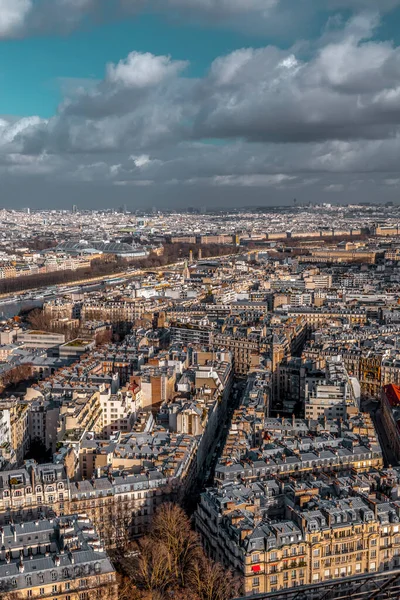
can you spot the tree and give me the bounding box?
[1,364,33,390]
[190,557,241,600]
[95,329,113,346]
[119,503,240,600]
[27,308,52,331]
[149,504,202,588]
[27,307,79,341]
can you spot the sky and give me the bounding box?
[3,1,400,209]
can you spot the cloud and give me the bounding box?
[212,174,296,186]
[324,183,344,192]
[106,52,188,88]
[1,0,400,40]
[0,0,32,37]
[6,15,400,204]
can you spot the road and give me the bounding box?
[362,399,398,467]
[0,251,244,301]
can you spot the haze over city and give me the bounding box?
[2,0,400,207]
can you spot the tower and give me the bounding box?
[182,260,190,280]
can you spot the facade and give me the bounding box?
[381,384,400,463]
[0,400,30,466]
[196,471,400,596]
[304,357,361,420]
[17,330,66,349]
[0,514,117,600]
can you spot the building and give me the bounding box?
[381,383,400,463]
[0,400,30,466]
[17,330,66,349]
[196,470,400,596]
[0,514,117,600]
[304,356,361,420]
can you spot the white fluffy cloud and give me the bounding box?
[106,52,188,88]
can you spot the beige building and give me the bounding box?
[57,391,103,445]
[0,514,117,600]
[0,400,30,466]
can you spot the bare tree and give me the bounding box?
[27,308,79,341]
[190,557,241,600]
[122,503,239,600]
[136,537,174,593]
[27,308,52,331]
[1,364,33,389]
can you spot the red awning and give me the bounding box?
[252,565,261,572]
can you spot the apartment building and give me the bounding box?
[304,356,361,420]
[381,384,400,463]
[0,461,68,524]
[0,514,117,600]
[0,408,13,467]
[99,386,141,436]
[196,471,400,596]
[57,391,103,446]
[0,400,30,466]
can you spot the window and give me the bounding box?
[252,577,260,586]
[52,585,57,593]
[252,553,260,563]
[40,589,44,595]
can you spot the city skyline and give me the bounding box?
[3,1,400,207]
